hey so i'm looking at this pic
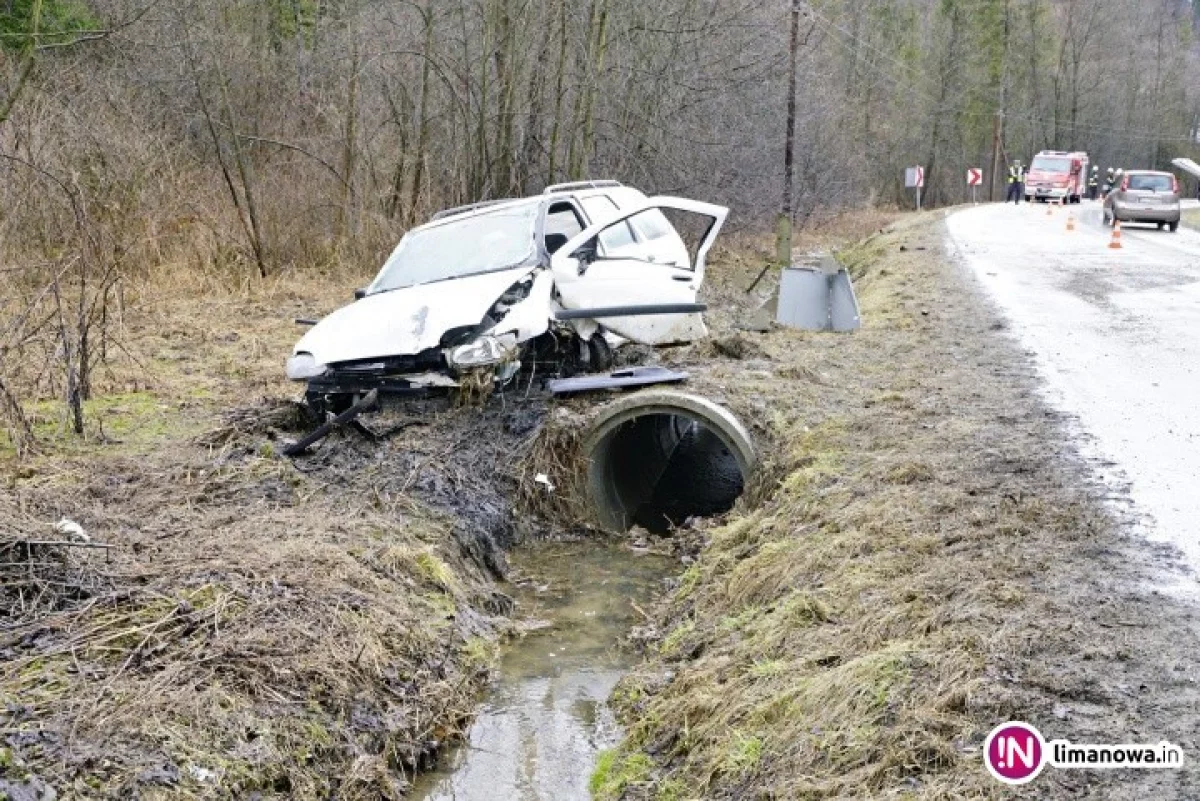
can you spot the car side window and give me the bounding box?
[629,209,675,241]
[545,202,584,241]
[580,195,638,254]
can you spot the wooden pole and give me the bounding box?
[776,0,800,267]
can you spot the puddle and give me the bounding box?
[409,540,673,801]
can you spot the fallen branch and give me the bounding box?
[13,540,116,550]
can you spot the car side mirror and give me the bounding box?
[354,287,367,300]
[570,239,599,273]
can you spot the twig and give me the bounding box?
[16,540,116,549]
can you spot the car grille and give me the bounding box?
[329,349,444,376]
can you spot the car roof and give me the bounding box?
[417,181,649,233]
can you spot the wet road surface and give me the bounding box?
[947,200,1200,582]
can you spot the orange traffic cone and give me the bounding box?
[1108,220,1122,249]
[1066,208,1076,231]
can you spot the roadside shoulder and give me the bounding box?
[597,213,1200,800]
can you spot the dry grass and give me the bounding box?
[597,213,1200,800]
[0,419,509,798]
[1183,207,1200,232]
[0,260,520,798]
[6,208,1198,799]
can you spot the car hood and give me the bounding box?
[294,265,535,365]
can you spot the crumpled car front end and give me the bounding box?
[288,262,555,411]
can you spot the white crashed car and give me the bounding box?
[287,180,727,412]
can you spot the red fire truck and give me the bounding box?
[1024,150,1090,204]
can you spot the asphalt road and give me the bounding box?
[947,199,1200,585]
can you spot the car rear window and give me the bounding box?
[1128,174,1173,192]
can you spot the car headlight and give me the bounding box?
[286,352,328,381]
[447,334,517,368]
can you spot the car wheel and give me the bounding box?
[1168,221,1179,233]
[1157,222,1165,230]
[588,336,614,372]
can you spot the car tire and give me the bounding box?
[1168,221,1179,233]
[588,336,614,372]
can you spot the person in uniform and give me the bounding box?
[1006,161,1025,204]
[1088,166,1099,200]
[1103,167,1115,197]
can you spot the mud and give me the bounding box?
[292,394,557,580]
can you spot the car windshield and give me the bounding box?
[1031,157,1071,173]
[370,203,539,293]
[1128,174,1173,192]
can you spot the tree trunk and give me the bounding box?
[777,0,800,267]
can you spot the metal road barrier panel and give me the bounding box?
[775,256,861,332]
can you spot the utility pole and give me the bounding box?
[777,0,801,267]
[990,108,1004,202]
[988,0,1011,202]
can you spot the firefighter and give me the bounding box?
[1088,165,1099,201]
[1103,167,1115,196]
[1006,161,1025,204]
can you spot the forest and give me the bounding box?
[1,0,1198,438]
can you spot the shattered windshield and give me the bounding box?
[370,203,539,293]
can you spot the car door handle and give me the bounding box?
[672,274,690,281]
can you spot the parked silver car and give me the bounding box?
[1103,170,1181,231]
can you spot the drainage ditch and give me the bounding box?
[408,541,675,801]
[408,390,757,799]
[583,391,757,533]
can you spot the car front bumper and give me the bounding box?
[1026,185,1070,199]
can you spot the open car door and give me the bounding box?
[550,196,728,345]
[1172,157,1200,180]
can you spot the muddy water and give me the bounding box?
[409,541,673,801]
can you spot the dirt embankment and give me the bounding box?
[0,397,546,799]
[0,265,560,798]
[593,213,1200,799]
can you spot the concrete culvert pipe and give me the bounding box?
[583,391,757,533]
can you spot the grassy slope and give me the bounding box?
[1183,207,1200,231]
[0,269,504,799]
[595,213,1200,800]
